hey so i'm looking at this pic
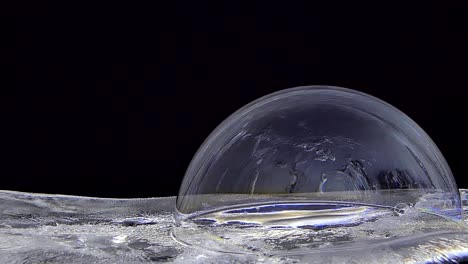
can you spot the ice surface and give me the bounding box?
[0,190,467,263]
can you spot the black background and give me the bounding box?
[13,2,467,198]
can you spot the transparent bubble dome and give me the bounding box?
[173,86,463,255]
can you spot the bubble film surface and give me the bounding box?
[174,86,462,254]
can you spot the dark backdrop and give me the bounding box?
[13,2,467,198]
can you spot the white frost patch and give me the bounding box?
[112,235,127,244]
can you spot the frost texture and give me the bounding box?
[0,190,467,263]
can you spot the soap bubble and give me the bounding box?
[173,86,462,255]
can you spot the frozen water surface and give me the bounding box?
[0,190,467,263]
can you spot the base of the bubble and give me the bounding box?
[171,200,464,256]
